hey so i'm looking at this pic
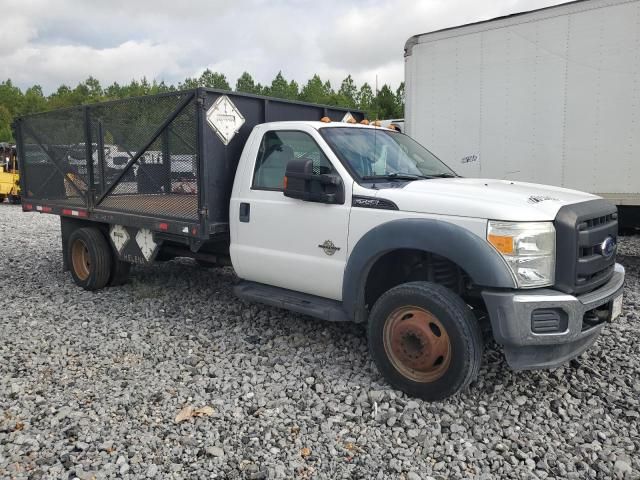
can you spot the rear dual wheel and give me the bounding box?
[368,282,483,401]
[68,228,112,290]
[67,227,130,290]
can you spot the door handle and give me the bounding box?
[239,202,250,222]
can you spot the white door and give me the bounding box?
[231,128,352,300]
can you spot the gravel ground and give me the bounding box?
[0,203,639,480]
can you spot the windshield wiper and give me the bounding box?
[362,173,431,181]
[427,173,458,178]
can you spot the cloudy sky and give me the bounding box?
[0,0,566,93]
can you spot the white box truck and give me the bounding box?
[404,0,640,229]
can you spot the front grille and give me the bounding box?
[555,199,618,295]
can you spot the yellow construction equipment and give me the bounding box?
[0,143,20,203]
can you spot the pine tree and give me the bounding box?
[357,83,374,116]
[337,75,358,108]
[235,72,263,95]
[199,70,231,90]
[300,75,328,104]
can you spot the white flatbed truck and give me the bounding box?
[14,88,625,400]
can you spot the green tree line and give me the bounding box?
[0,70,404,142]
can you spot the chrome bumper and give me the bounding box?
[482,263,625,370]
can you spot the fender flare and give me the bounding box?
[342,218,516,321]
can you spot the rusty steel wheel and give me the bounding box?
[71,238,91,281]
[368,282,483,401]
[383,306,452,383]
[66,227,112,291]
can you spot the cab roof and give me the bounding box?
[259,121,397,132]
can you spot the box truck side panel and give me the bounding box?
[564,3,637,195]
[597,1,638,198]
[480,29,511,179]
[406,34,483,177]
[431,39,459,166]
[406,0,640,212]
[524,16,568,187]
[453,35,483,178]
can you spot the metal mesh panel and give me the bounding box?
[17,91,198,220]
[20,108,89,205]
[92,93,199,221]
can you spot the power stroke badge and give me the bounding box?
[318,240,340,256]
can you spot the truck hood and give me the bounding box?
[365,178,599,221]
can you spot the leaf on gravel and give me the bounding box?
[13,422,25,432]
[175,406,194,423]
[193,406,214,417]
[300,447,311,457]
[175,405,214,423]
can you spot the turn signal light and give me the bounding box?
[488,234,514,255]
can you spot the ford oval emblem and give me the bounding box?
[601,236,616,258]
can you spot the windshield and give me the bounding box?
[320,127,456,181]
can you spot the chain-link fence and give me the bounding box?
[17,91,199,221]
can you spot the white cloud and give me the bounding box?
[3,41,187,88]
[0,15,36,55]
[0,0,568,93]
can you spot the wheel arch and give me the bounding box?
[342,218,516,322]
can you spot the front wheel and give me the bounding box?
[367,282,483,401]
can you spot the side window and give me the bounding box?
[252,130,335,191]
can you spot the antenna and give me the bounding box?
[373,74,378,176]
[375,75,379,121]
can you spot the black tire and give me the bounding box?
[109,259,131,286]
[0,194,5,203]
[367,281,483,401]
[67,227,113,291]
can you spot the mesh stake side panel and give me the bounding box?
[93,94,199,221]
[19,92,199,222]
[20,108,89,205]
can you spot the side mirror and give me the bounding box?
[283,158,344,204]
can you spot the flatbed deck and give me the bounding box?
[98,194,198,220]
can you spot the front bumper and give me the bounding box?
[482,263,625,370]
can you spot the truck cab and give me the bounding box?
[230,120,624,400]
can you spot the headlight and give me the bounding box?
[487,221,556,288]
